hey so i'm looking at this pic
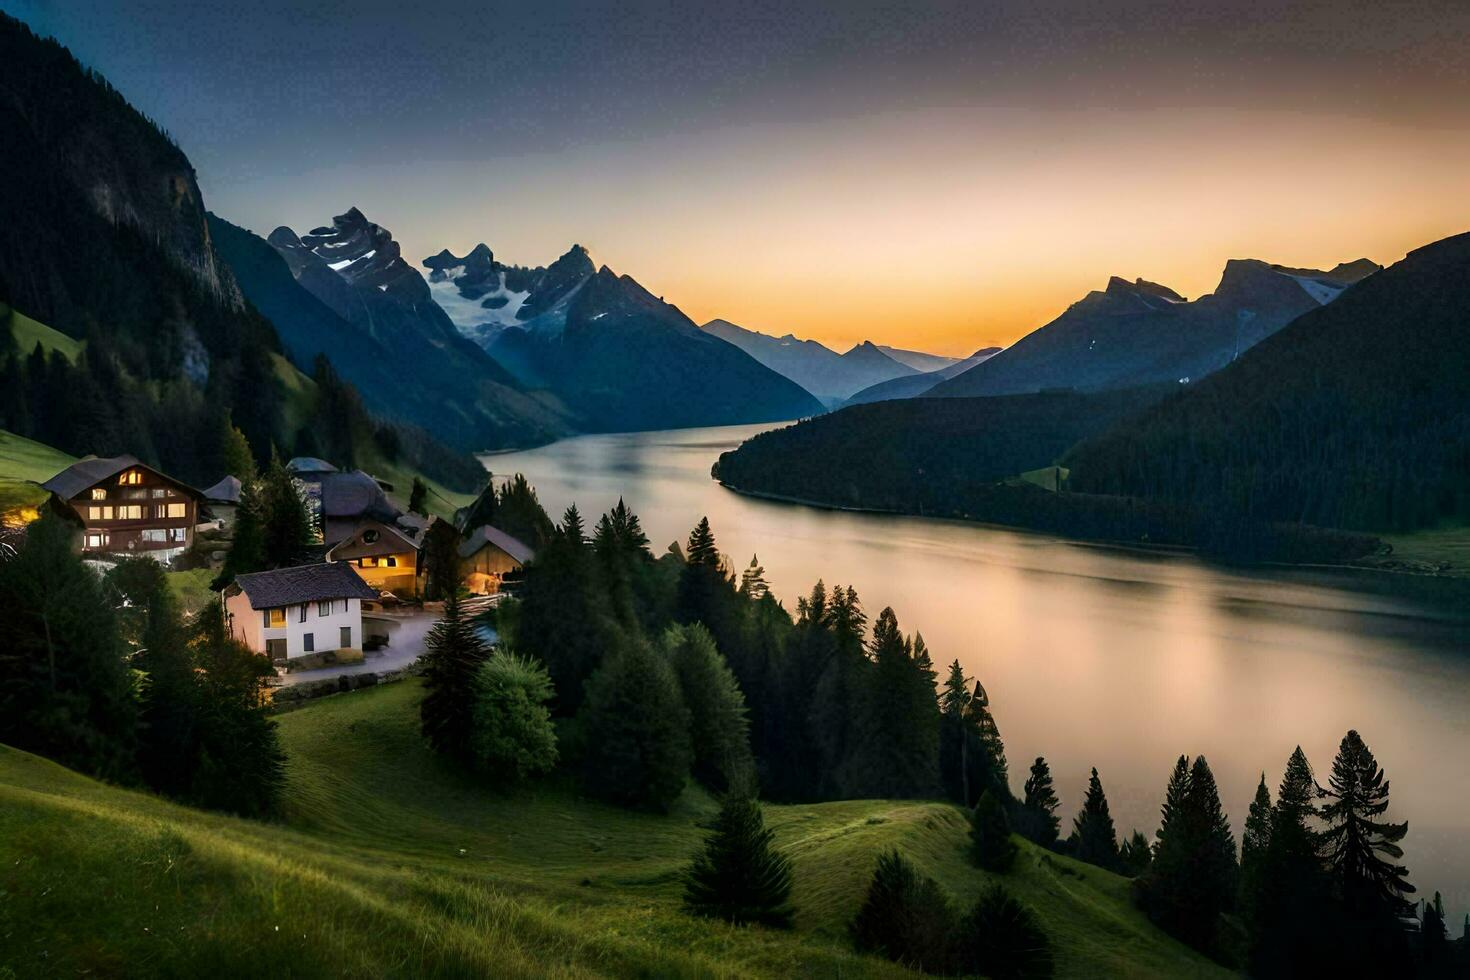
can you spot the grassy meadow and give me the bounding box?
[1,679,1231,978]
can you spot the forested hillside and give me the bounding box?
[1065,232,1470,533]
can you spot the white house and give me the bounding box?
[223,561,378,665]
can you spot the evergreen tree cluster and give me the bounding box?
[0,517,283,816]
[851,849,1054,977]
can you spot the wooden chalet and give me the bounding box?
[41,455,204,562]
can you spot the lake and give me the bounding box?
[483,423,1470,919]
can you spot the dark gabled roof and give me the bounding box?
[325,518,419,561]
[231,561,378,610]
[202,475,242,504]
[307,470,399,521]
[458,524,535,565]
[287,457,338,474]
[41,455,201,501]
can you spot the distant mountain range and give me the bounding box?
[929,259,1379,398]
[843,347,1003,406]
[422,245,823,431]
[700,319,929,405]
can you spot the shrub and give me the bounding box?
[468,648,558,780]
[851,849,956,973]
[970,789,1018,871]
[683,792,794,927]
[953,884,1054,979]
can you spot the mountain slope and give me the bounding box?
[426,246,825,430]
[876,345,959,373]
[264,211,570,450]
[0,680,1233,979]
[931,260,1378,398]
[844,347,1004,406]
[700,319,919,403]
[1065,232,1470,533]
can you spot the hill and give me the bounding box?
[701,319,918,404]
[930,259,1378,400]
[0,680,1231,978]
[1065,231,1470,533]
[713,387,1171,512]
[1,302,82,362]
[423,246,825,431]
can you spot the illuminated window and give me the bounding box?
[166,503,186,519]
[169,528,187,542]
[141,529,166,543]
[265,608,286,628]
[90,488,107,500]
[85,533,105,548]
[118,470,142,485]
[118,505,143,520]
[359,557,378,567]
[88,505,114,521]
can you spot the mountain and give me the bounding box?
[876,345,960,373]
[843,346,1004,406]
[262,211,569,450]
[1065,232,1470,533]
[699,319,918,404]
[424,246,824,431]
[929,259,1379,399]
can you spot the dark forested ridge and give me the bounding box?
[1065,231,1470,533]
[713,387,1170,513]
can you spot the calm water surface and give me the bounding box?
[484,424,1470,918]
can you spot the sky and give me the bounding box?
[11,0,1470,354]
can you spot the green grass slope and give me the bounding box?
[3,301,84,361]
[0,428,75,514]
[1,681,1232,978]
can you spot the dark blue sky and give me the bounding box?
[11,0,1470,351]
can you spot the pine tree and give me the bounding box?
[1250,746,1331,977]
[0,513,137,781]
[576,639,692,811]
[850,849,956,973]
[967,678,1010,801]
[953,884,1055,980]
[419,591,492,759]
[217,476,266,586]
[685,516,720,568]
[408,477,428,516]
[1135,755,1237,950]
[1318,730,1414,973]
[684,791,794,927]
[1421,891,1447,970]
[1119,830,1153,876]
[1019,757,1062,848]
[738,554,770,600]
[419,518,462,601]
[971,789,1018,871]
[259,456,313,565]
[845,608,939,798]
[218,414,257,483]
[1239,774,1273,917]
[662,624,753,792]
[1069,768,1119,871]
[939,659,974,805]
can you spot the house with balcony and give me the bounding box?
[40,455,204,562]
[223,561,378,666]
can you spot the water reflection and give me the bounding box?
[483,423,1470,920]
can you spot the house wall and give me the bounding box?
[462,544,522,595]
[345,552,417,597]
[226,593,363,662]
[66,465,198,561]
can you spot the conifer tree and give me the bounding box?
[0,513,137,781]
[968,678,1010,800]
[940,659,974,805]
[845,608,939,798]
[850,849,956,973]
[1136,755,1237,950]
[662,624,753,792]
[954,884,1055,980]
[259,455,313,565]
[1318,730,1414,973]
[1239,774,1273,917]
[419,591,491,759]
[218,476,266,586]
[576,639,692,811]
[408,477,428,516]
[468,647,558,780]
[685,516,720,568]
[1019,757,1062,848]
[419,518,462,601]
[971,789,1018,871]
[1250,746,1331,977]
[684,791,794,927]
[738,554,770,600]
[218,414,257,483]
[1421,891,1447,970]
[1069,768,1119,870]
[1119,830,1153,876]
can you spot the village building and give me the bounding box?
[288,461,400,548]
[201,475,242,530]
[458,524,534,595]
[223,561,378,666]
[40,455,204,562]
[326,517,421,596]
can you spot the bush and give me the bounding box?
[683,792,794,927]
[468,649,558,780]
[851,849,956,973]
[970,790,1018,871]
[953,884,1054,979]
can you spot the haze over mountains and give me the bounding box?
[700,319,930,405]
[421,244,823,431]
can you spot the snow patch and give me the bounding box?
[427,270,531,335]
[1286,274,1345,306]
